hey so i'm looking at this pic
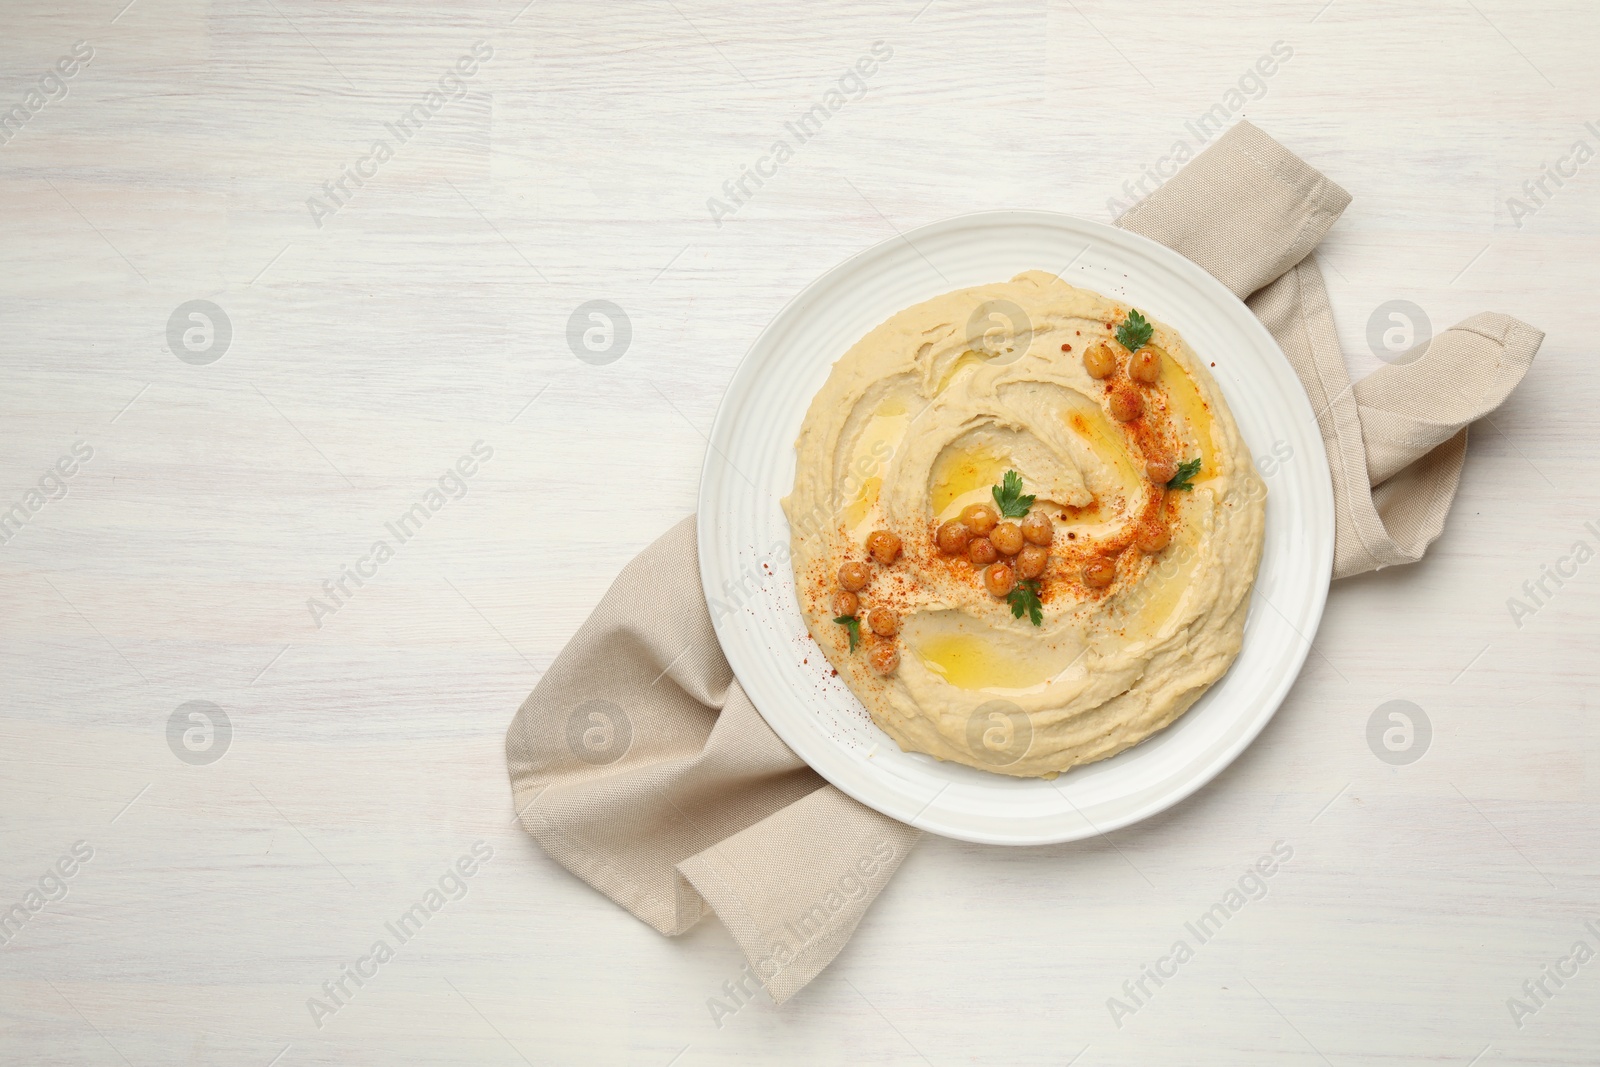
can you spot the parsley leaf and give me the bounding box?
[1006,579,1044,626]
[1116,309,1153,353]
[1165,457,1202,492]
[991,469,1035,519]
[833,615,861,652]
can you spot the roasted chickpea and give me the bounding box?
[865,529,903,565]
[991,521,1024,556]
[831,590,860,617]
[838,562,870,592]
[1083,342,1117,379]
[960,503,998,535]
[1082,557,1117,589]
[935,519,971,556]
[1020,512,1054,546]
[984,562,1016,597]
[867,607,899,637]
[1136,524,1171,554]
[1146,457,1177,484]
[1109,389,1144,422]
[868,641,900,675]
[968,537,999,566]
[1130,346,1162,384]
[1017,544,1048,580]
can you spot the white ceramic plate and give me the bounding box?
[697,210,1332,846]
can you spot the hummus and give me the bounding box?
[782,271,1266,778]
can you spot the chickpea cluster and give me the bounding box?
[934,502,1055,601]
[833,530,904,675]
[1074,319,1181,581]
[828,320,1185,673]
[1083,334,1163,423]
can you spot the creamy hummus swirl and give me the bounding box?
[782,271,1266,778]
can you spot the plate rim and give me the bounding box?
[696,207,1334,845]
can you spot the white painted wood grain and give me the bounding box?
[1,0,1597,1064]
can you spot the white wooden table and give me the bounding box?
[3,1,1596,1063]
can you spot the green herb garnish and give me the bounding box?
[991,469,1035,519]
[1116,308,1153,353]
[1006,579,1044,626]
[833,615,861,652]
[1165,457,1202,492]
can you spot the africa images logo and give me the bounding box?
[305,41,494,229]
[306,841,493,1029]
[0,40,94,148]
[705,40,893,227]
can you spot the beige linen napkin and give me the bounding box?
[505,516,920,1006]
[506,121,1541,1004]
[1116,120,1543,577]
